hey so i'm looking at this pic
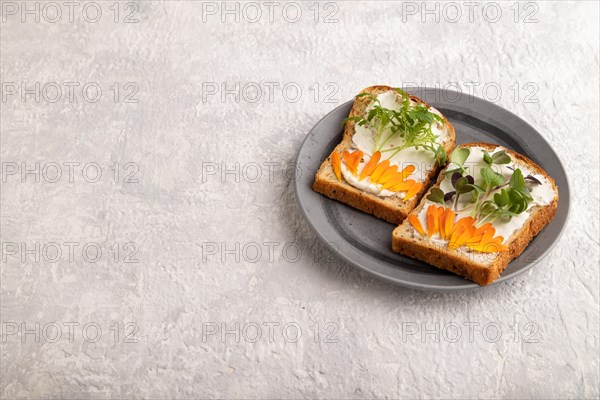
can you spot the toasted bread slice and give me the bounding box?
[313,85,456,224]
[392,142,559,286]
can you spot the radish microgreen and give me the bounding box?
[426,148,536,225]
[445,147,470,176]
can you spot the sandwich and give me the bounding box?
[392,142,559,285]
[313,85,456,224]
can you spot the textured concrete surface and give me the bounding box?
[1,1,599,399]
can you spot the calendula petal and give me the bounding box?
[404,182,422,201]
[444,209,455,240]
[343,150,362,175]
[378,165,399,185]
[449,226,466,249]
[464,231,483,246]
[359,151,381,180]
[342,151,354,174]
[474,223,492,236]
[426,205,439,237]
[492,240,509,252]
[471,240,507,253]
[399,165,416,179]
[370,160,390,183]
[438,208,447,240]
[351,150,363,171]
[426,206,434,238]
[381,173,406,190]
[331,152,341,181]
[480,226,496,243]
[390,179,415,192]
[430,207,440,236]
[454,225,476,248]
[450,217,475,236]
[408,215,426,236]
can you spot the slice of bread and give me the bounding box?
[313,85,456,224]
[392,142,559,286]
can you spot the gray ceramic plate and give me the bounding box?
[294,87,570,291]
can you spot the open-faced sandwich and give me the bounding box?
[392,143,559,285]
[313,85,456,224]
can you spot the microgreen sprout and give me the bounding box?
[343,88,447,165]
[426,148,536,225]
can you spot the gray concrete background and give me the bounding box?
[1,1,598,398]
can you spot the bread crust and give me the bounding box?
[313,85,456,225]
[391,142,559,285]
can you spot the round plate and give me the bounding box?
[294,87,570,291]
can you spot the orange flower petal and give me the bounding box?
[381,173,406,190]
[389,179,415,192]
[359,151,381,180]
[342,151,354,174]
[454,225,476,248]
[470,240,508,253]
[474,222,492,236]
[331,152,341,181]
[342,150,363,175]
[370,160,390,183]
[450,217,476,236]
[449,225,466,249]
[444,209,455,240]
[404,181,422,201]
[342,151,352,163]
[408,215,426,236]
[428,211,508,254]
[426,205,439,237]
[399,165,416,179]
[464,233,485,245]
[351,150,364,171]
[438,208,447,240]
[378,165,399,185]
[480,226,496,243]
[426,206,435,238]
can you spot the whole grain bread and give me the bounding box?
[313,85,456,224]
[391,142,559,286]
